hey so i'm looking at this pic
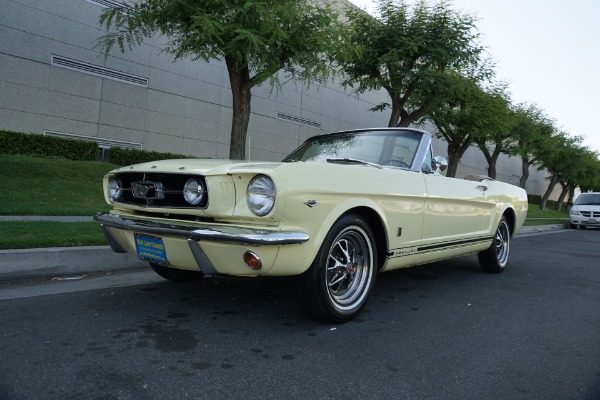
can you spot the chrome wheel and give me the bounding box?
[296,214,377,323]
[478,216,511,273]
[326,226,373,311]
[495,220,510,267]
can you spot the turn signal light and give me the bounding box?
[243,251,262,270]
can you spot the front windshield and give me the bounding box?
[284,130,423,168]
[575,193,600,205]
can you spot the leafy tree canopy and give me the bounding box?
[471,83,513,178]
[427,75,507,177]
[96,0,346,159]
[340,0,490,128]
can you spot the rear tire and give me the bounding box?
[296,214,377,323]
[150,263,204,282]
[478,216,511,273]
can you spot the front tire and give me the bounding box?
[297,214,377,323]
[150,263,204,282]
[478,216,511,273]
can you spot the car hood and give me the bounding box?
[573,204,600,211]
[109,159,285,176]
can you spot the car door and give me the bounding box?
[421,175,497,247]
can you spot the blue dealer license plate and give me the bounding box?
[135,233,167,265]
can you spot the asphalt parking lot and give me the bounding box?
[0,227,598,399]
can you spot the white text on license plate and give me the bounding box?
[135,233,167,265]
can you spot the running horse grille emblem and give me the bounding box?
[132,181,166,200]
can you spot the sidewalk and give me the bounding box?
[0,218,568,283]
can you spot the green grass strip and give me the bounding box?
[0,155,116,215]
[524,205,570,226]
[0,221,107,249]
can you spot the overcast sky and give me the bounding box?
[348,0,600,153]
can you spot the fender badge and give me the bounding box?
[304,200,319,208]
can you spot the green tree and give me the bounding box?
[505,104,554,190]
[427,76,503,177]
[470,84,512,179]
[536,133,582,210]
[96,0,345,160]
[555,147,600,210]
[577,151,600,192]
[340,0,488,128]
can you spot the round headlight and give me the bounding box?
[247,175,276,216]
[183,178,206,205]
[108,177,122,201]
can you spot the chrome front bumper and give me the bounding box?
[95,213,310,276]
[95,213,310,246]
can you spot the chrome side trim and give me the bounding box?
[94,213,310,246]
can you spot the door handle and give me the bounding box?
[476,185,488,192]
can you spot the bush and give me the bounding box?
[527,194,542,205]
[0,130,97,161]
[0,130,202,165]
[109,147,195,166]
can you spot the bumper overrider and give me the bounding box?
[95,213,310,275]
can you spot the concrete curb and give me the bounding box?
[0,224,569,283]
[517,223,569,235]
[0,246,147,282]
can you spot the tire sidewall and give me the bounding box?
[314,214,377,321]
[479,216,510,273]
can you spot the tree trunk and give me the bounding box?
[226,57,252,160]
[487,160,497,180]
[488,144,502,180]
[397,117,411,128]
[540,174,560,210]
[567,186,576,211]
[476,141,502,179]
[388,101,403,127]
[478,142,493,177]
[444,135,473,178]
[446,142,460,178]
[555,181,569,211]
[519,156,530,189]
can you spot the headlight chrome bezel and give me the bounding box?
[183,177,207,206]
[107,176,122,201]
[247,175,276,216]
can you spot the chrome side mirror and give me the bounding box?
[432,156,448,175]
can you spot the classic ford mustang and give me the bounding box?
[96,128,528,322]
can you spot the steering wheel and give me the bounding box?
[381,157,410,168]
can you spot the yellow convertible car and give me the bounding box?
[96,128,528,322]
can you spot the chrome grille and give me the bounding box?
[580,211,600,218]
[110,172,208,208]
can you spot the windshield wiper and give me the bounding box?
[326,158,382,169]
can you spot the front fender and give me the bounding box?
[269,195,389,276]
[310,197,389,255]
